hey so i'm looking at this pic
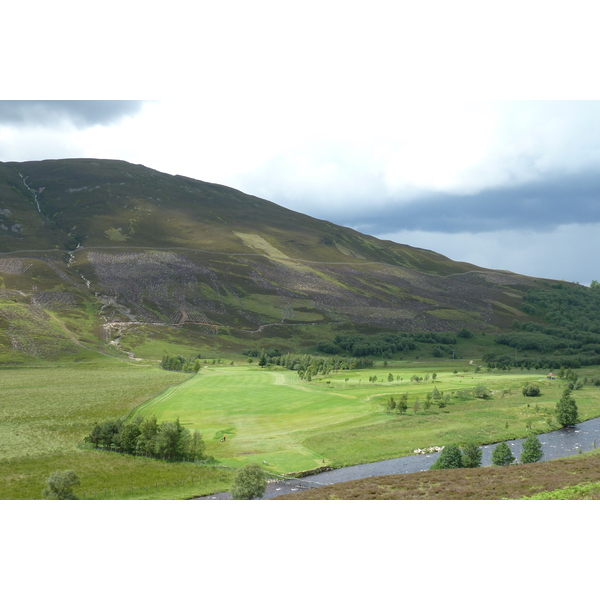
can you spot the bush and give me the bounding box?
[230,464,267,500]
[43,470,80,500]
[522,382,541,397]
[473,384,489,399]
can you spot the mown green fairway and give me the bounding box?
[131,361,600,474]
[131,366,380,473]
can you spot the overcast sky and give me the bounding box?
[3,2,600,285]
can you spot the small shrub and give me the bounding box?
[43,470,80,500]
[473,384,489,399]
[522,382,541,397]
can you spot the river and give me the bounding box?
[194,416,600,500]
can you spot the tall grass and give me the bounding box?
[0,360,236,499]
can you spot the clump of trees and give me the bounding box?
[161,354,202,373]
[487,284,600,370]
[242,349,375,376]
[242,347,282,359]
[288,354,373,380]
[85,415,206,462]
[229,463,267,500]
[430,436,546,471]
[430,442,483,470]
[386,393,409,414]
[386,389,452,414]
[522,282,600,332]
[316,331,458,358]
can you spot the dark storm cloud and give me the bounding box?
[336,169,600,236]
[0,101,146,127]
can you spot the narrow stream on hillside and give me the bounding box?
[195,416,600,500]
[19,174,42,212]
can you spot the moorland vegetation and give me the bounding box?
[275,449,600,500]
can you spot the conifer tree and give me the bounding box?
[396,395,408,414]
[556,388,579,427]
[461,442,482,468]
[491,442,515,466]
[520,433,543,463]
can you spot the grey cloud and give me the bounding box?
[0,101,147,127]
[329,169,600,236]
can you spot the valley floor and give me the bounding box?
[3,357,600,500]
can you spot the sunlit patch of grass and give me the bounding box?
[522,481,600,500]
[130,362,600,474]
[0,360,216,498]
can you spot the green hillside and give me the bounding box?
[0,158,564,363]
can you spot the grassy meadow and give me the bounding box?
[4,348,600,499]
[0,359,233,499]
[131,358,600,474]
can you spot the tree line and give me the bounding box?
[431,434,544,470]
[521,282,600,333]
[161,354,202,373]
[482,350,600,371]
[247,351,374,373]
[84,415,206,462]
[316,330,462,358]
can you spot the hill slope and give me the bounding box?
[0,158,566,361]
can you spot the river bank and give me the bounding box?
[194,416,600,500]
